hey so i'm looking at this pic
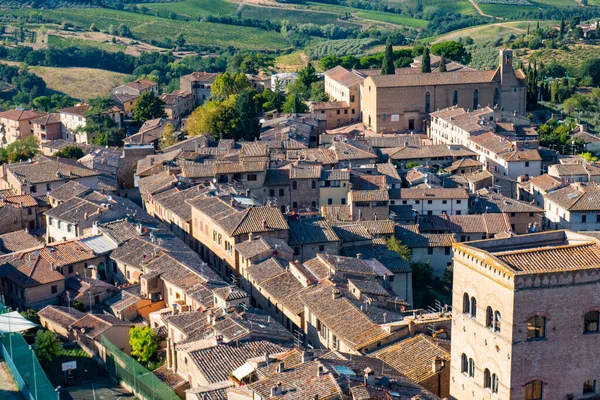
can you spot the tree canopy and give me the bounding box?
[54,145,85,160]
[159,123,178,150]
[430,40,470,65]
[133,91,166,123]
[34,330,62,361]
[211,72,251,100]
[130,326,157,363]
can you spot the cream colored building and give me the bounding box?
[323,66,362,118]
[0,109,45,146]
[451,230,600,400]
[319,168,350,207]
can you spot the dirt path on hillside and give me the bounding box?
[468,0,502,19]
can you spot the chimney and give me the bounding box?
[230,198,235,206]
[302,350,314,363]
[356,253,362,259]
[206,310,212,324]
[278,362,285,373]
[171,303,178,315]
[317,365,324,377]
[270,382,282,397]
[265,350,270,366]
[248,232,253,242]
[263,220,268,229]
[363,367,375,385]
[215,334,223,345]
[84,212,88,221]
[332,288,341,300]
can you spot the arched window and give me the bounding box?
[279,188,284,197]
[492,374,499,394]
[311,180,316,189]
[463,293,470,314]
[269,189,275,197]
[527,316,546,339]
[461,354,468,373]
[473,89,479,110]
[470,297,477,318]
[425,91,431,114]
[494,311,501,333]
[452,90,458,106]
[292,181,297,190]
[493,88,499,108]
[484,369,491,388]
[486,306,493,328]
[584,310,599,333]
[468,358,475,377]
[525,380,543,400]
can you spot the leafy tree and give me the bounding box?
[0,135,39,164]
[72,301,86,312]
[232,89,261,141]
[21,309,39,324]
[562,94,590,115]
[159,123,178,150]
[430,40,470,64]
[297,63,319,90]
[310,81,329,102]
[386,237,412,261]
[411,262,433,289]
[580,58,600,87]
[33,95,51,112]
[133,92,166,123]
[34,330,62,361]
[405,161,420,169]
[175,33,186,49]
[211,72,251,99]
[54,145,85,160]
[129,326,157,363]
[187,96,239,140]
[421,47,431,73]
[282,92,308,113]
[580,151,599,162]
[90,128,126,147]
[381,42,395,75]
[118,24,132,38]
[260,85,285,112]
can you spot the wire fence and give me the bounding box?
[101,335,179,400]
[0,303,57,400]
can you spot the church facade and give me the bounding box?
[324,49,526,134]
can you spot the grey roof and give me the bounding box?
[188,340,290,384]
[48,181,92,202]
[288,218,339,246]
[235,236,292,258]
[7,156,100,185]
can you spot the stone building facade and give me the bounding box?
[450,230,600,400]
[359,49,525,133]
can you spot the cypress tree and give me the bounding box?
[527,23,530,35]
[559,18,565,39]
[421,47,431,73]
[439,56,447,72]
[381,42,395,75]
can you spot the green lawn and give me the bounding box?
[41,345,108,387]
[355,11,428,28]
[138,0,237,18]
[420,0,478,14]
[5,8,291,50]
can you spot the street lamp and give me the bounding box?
[85,265,95,314]
[29,344,38,400]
